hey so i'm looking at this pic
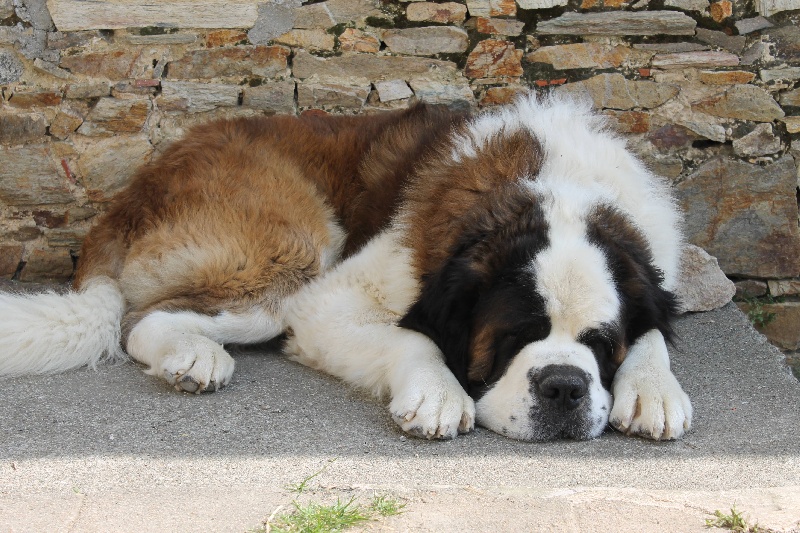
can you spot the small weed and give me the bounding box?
[743,297,779,329]
[705,505,763,532]
[286,459,336,495]
[368,494,405,517]
[262,495,404,533]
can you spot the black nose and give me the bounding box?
[534,366,589,411]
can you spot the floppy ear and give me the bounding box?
[398,254,484,390]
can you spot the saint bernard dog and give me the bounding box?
[0,94,692,441]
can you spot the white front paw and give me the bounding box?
[389,372,475,440]
[145,334,235,394]
[609,369,692,440]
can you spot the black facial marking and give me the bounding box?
[400,185,550,391]
[586,205,679,347]
[577,325,622,390]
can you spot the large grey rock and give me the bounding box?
[159,81,241,113]
[675,245,735,313]
[675,156,800,278]
[297,81,370,111]
[526,43,652,70]
[247,0,301,45]
[692,85,784,122]
[374,79,413,102]
[735,16,773,34]
[242,80,296,114]
[760,67,800,82]
[695,28,746,54]
[537,12,696,36]
[382,27,469,56]
[0,112,47,145]
[651,51,739,69]
[554,73,679,110]
[0,50,23,84]
[167,46,289,80]
[732,123,781,158]
[408,78,474,106]
[292,49,460,85]
[0,144,74,205]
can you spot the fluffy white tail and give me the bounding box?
[0,276,126,377]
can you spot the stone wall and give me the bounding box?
[1,0,799,336]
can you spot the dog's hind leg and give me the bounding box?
[126,307,284,393]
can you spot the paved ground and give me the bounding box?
[1,302,799,532]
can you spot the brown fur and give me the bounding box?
[74,104,463,337]
[402,128,544,279]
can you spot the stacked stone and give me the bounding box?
[1,0,799,349]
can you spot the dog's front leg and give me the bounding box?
[284,233,475,440]
[608,329,692,440]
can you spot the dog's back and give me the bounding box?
[0,103,462,379]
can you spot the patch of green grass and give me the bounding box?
[258,495,404,533]
[253,462,405,533]
[705,505,764,532]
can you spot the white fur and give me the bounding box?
[609,330,692,440]
[0,276,126,377]
[126,307,284,392]
[476,337,611,441]
[457,94,682,289]
[284,230,475,439]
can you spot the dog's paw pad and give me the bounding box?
[389,374,475,440]
[609,372,692,440]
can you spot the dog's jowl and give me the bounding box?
[0,95,692,441]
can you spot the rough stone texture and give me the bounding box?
[734,280,768,299]
[159,81,241,113]
[527,43,652,70]
[768,279,800,297]
[555,73,679,110]
[0,50,24,84]
[0,245,22,278]
[699,70,755,84]
[382,27,469,56]
[406,2,467,23]
[692,85,784,122]
[651,51,739,69]
[735,16,773,34]
[76,97,150,136]
[475,18,525,37]
[784,117,800,134]
[0,144,73,205]
[297,82,371,111]
[674,244,735,313]
[375,79,414,102]
[17,248,73,283]
[241,81,296,114]
[709,0,733,22]
[292,49,460,85]
[738,301,800,350]
[764,25,800,65]
[49,108,84,139]
[274,29,335,52]
[7,90,62,109]
[167,46,289,80]
[732,123,781,158]
[0,0,13,19]
[0,113,48,145]
[756,0,798,15]
[517,0,568,7]
[760,67,800,82]
[675,156,800,279]
[65,81,111,100]
[338,29,380,53]
[695,28,747,54]
[537,12,697,36]
[59,50,141,80]
[292,3,335,29]
[75,134,154,202]
[408,78,474,106]
[465,39,522,79]
[247,0,300,44]
[664,0,709,10]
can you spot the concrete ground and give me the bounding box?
[1,302,799,532]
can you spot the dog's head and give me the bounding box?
[400,185,678,441]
